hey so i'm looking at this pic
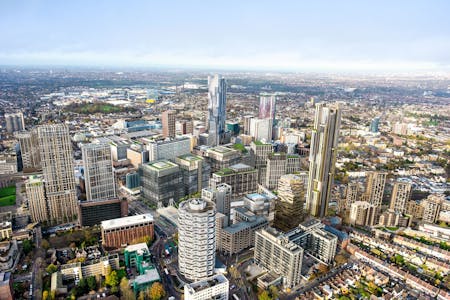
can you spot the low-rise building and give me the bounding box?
[60,253,120,280]
[184,274,229,300]
[0,272,13,300]
[101,214,154,249]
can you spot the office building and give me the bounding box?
[15,130,41,172]
[126,172,140,189]
[274,174,306,232]
[176,154,210,196]
[206,146,241,173]
[250,141,272,183]
[109,139,129,162]
[82,143,117,202]
[243,193,275,220]
[37,124,78,224]
[139,160,183,206]
[147,137,191,162]
[181,120,194,135]
[79,198,128,227]
[0,153,17,175]
[162,110,176,138]
[4,112,25,133]
[389,181,412,214]
[207,74,227,146]
[243,115,254,135]
[25,175,48,223]
[202,183,231,218]
[254,227,303,288]
[178,198,216,282]
[370,117,380,133]
[264,152,287,190]
[422,194,445,224]
[127,147,149,169]
[365,171,387,207]
[184,274,229,300]
[210,163,258,200]
[306,103,341,218]
[101,214,154,249]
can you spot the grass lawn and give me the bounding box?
[0,186,16,207]
[0,186,15,197]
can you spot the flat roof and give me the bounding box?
[146,160,178,170]
[185,274,228,294]
[208,146,234,154]
[177,153,202,162]
[101,214,153,230]
[134,267,160,285]
[124,243,149,253]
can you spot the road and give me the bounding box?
[31,226,45,300]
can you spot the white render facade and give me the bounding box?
[184,274,229,300]
[178,198,216,282]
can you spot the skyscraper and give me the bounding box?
[201,183,232,218]
[178,198,216,282]
[389,181,412,214]
[15,130,41,172]
[306,103,341,218]
[369,116,380,133]
[37,124,78,224]
[82,143,117,202]
[162,110,176,138]
[5,112,25,133]
[258,93,276,121]
[365,171,387,207]
[207,75,227,146]
[273,174,306,232]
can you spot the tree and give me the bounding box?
[50,290,56,300]
[42,290,49,300]
[78,278,88,294]
[106,270,119,288]
[41,239,50,250]
[22,239,33,254]
[120,278,135,300]
[87,276,97,291]
[46,263,57,274]
[258,291,272,300]
[138,291,145,300]
[148,282,165,300]
[269,286,278,299]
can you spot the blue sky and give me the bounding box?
[1,0,449,72]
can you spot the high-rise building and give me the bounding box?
[210,163,258,200]
[254,227,303,288]
[176,154,210,195]
[344,182,360,210]
[249,118,273,142]
[422,194,445,224]
[37,124,78,224]
[206,146,241,173]
[389,181,412,214]
[162,110,176,138]
[4,112,25,133]
[82,143,117,202]
[349,201,378,227]
[25,175,48,223]
[207,75,227,146]
[250,141,272,184]
[306,103,341,218]
[178,198,216,282]
[147,137,191,162]
[243,115,254,135]
[258,94,276,122]
[201,183,231,218]
[273,174,306,232]
[369,117,380,133]
[264,153,287,190]
[15,130,41,172]
[365,171,387,207]
[139,160,183,206]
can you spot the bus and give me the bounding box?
[232,294,240,300]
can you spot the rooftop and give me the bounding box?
[208,146,235,154]
[124,243,149,254]
[146,160,178,170]
[185,274,228,294]
[133,267,160,285]
[101,214,153,230]
[177,153,202,162]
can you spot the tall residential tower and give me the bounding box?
[207,75,227,146]
[306,103,341,218]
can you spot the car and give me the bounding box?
[231,284,236,290]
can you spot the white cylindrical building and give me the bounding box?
[178,198,216,282]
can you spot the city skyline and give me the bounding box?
[1,1,450,72]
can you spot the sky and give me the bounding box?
[1,0,450,72]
